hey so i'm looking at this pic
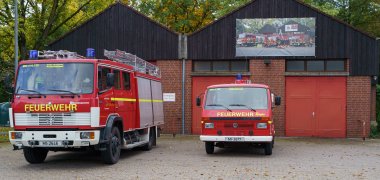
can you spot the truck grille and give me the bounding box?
[14,113,91,126]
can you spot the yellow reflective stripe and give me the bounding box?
[139,99,163,103]
[111,98,136,102]
[111,97,163,103]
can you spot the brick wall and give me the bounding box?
[347,76,371,137]
[157,60,192,134]
[157,60,182,134]
[250,60,286,136]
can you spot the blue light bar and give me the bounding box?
[29,50,38,60]
[236,73,242,80]
[86,48,95,58]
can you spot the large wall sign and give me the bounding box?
[236,18,316,57]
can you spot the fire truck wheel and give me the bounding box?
[142,128,155,151]
[23,147,48,164]
[205,142,214,154]
[264,143,272,155]
[102,126,121,164]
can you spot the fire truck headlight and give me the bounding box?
[11,132,23,139]
[256,123,267,129]
[80,132,95,139]
[205,123,214,129]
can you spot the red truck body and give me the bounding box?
[198,80,280,155]
[9,50,164,164]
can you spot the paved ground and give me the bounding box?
[0,135,380,180]
[236,46,315,56]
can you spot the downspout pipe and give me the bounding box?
[179,34,188,135]
[182,58,185,135]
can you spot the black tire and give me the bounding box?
[205,142,214,154]
[142,128,155,151]
[101,126,122,164]
[23,147,48,164]
[264,142,272,155]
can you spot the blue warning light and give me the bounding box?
[29,50,38,60]
[86,48,95,58]
[236,73,242,80]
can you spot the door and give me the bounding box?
[286,77,346,137]
[113,70,137,130]
[192,76,248,134]
[98,66,115,125]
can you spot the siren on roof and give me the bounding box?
[86,48,95,58]
[235,73,251,84]
[29,50,38,60]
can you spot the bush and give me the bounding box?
[370,124,380,138]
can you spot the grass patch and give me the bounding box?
[0,127,12,143]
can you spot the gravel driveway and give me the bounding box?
[0,135,379,180]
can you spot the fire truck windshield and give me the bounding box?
[205,87,268,110]
[15,63,94,95]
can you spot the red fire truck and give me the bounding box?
[8,49,164,164]
[237,33,256,47]
[196,77,281,155]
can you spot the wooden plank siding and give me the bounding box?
[188,0,379,76]
[48,3,178,60]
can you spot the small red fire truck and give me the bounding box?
[196,76,281,155]
[8,49,164,164]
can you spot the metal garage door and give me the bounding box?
[286,77,346,138]
[192,76,247,134]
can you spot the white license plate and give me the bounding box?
[225,137,245,142]
[39,141,62,146]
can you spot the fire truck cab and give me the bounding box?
[196,76,281,155]
[8,49,164,164]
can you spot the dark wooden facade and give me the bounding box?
[49,3,178,60]
[188,0,379,76]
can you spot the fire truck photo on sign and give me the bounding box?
[236,18,316,57]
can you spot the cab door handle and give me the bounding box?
[312,112,315,118]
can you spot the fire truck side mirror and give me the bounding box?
[196,97,201,106]
[106,73,115,87]
[275,96,281,106]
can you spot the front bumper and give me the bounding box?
[9,130,100,148]
[200,135,273,142]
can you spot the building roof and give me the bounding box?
[258,24,277,34]
[49,2,178,46]
[48,2,179,60]
[189,0,376,39]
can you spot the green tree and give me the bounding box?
[301,0,380,37]
[0,0,121,102]
[134,0,250,34]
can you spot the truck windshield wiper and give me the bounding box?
[17,88,43,95]
[47,89,79,96]
[206,104,232,112]
[229,104,256,112]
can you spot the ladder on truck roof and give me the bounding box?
[104,49,161,78]
[35,50,85,59]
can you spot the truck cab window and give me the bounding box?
[123,72,131,90]
[113,70,121,89]
[98,67,110,91]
